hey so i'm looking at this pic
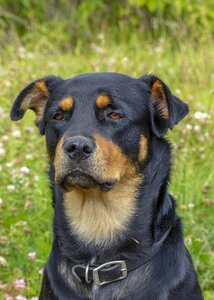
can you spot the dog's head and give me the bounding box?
[10,73,188,192]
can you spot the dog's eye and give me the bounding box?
[107,112,124,120]
[53,113,64,121]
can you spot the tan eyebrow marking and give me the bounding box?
[96,95,111,109]
[59,97,74,111]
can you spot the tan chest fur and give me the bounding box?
[63,174,141,245]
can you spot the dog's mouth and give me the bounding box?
[60,171,116,192]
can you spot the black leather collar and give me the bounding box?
[71,227,171,286]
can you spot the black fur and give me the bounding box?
[10,72,203,299]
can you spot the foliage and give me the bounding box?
[0,0,213,48]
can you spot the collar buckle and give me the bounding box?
[92,260,127,286]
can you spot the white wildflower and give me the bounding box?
[28,252,37,260]
[0,256,7,266]
[39,268,44,275]
[5,296,13,300]
[188,203,194,209]
[193,112,209,119]
[0,107,5,115]
[175,88,181,95]
[5,162,13,168]
[186,124,193,130]
[0,148,5,157]
[1,135,9,142]
[20,166,30,175]
[12,130,21,138]
[16,296,27,300]
[14,278,26,290]
[7,185,15,191]
[194,125,200,132]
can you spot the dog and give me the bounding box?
[10,72,203,299]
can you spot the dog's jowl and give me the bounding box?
[10,73,203,300]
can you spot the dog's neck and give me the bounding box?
[62,172,141,246]
[50,138,174,262]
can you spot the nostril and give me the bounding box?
[67,144,76,153]
[83,145,93,154]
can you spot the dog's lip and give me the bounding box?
[61,170,117,191]
[62,170,94,182]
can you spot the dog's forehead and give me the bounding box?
[57,72,143,102]
[68,72,136,88]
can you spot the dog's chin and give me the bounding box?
[59,171,117,192]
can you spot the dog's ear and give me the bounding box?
[139,74,189,137]
[10,75,62,134]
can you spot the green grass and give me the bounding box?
[0,38,213,299]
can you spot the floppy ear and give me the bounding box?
[140,74,189,137]
[10,75,62,134]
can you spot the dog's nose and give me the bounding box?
[63,137,95,162]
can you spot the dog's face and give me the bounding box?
[10,72,188,192]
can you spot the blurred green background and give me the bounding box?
[0,1,213,299]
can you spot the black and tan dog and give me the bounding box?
[10,73,203,299]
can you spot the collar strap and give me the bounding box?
[71,227,171,286]
[72,260,127,286]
